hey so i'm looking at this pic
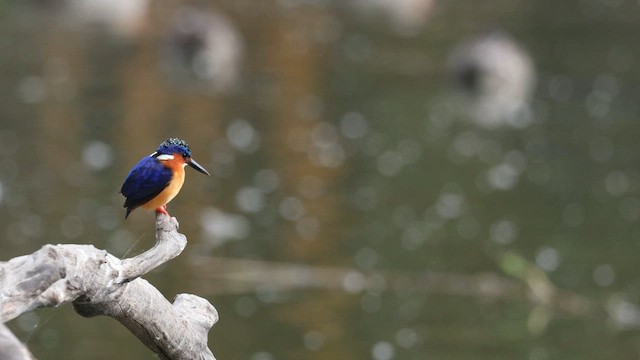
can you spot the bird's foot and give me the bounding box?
[155,205,170,217]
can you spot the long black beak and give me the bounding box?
[188,158,210,176]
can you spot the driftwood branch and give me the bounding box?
[0,323,35,360]
[0,214,217,360]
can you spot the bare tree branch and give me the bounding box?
[0,323,35,360]
[0,214,217,360]
[190,255,593,317]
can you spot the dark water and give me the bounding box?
[2,1,640,359]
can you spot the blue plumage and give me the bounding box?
[121,156,173,218]
[120,138,210,219]
[156,138,192,158]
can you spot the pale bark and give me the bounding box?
[0,214,216,360]
[0,323,35,360]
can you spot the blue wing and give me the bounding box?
[120,156,172,217]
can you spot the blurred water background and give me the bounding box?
[2,0,640,359]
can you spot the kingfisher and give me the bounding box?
[120,138,210,219]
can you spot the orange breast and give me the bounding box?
[141,157,186,210]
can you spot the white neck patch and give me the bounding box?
[156,154,175,161]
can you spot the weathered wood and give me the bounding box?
[0,323,35,360]
[0,214,216,360]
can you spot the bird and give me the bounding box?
[120,138,210,219]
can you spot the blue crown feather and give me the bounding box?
[156,138,192,157]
